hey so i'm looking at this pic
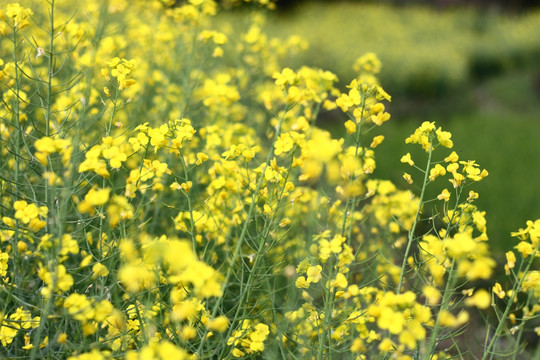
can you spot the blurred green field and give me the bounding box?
[219,3,540,252]
[371,67,540,252]
[262,2,540,96]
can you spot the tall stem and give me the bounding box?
[397,144,433,294]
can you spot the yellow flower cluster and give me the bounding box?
[227,320,270,357]
[0,1,538,359]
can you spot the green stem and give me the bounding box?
[397,143,433,294]
[483,248,537,360]
[195,103,291,357]
[425,259,457,356]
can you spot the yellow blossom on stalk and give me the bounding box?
[444,232,478,258]
[196,152,209,165]
[331,273,348,289]
[38,264,74,296]
[0,251,8,277]
[422,285,441,305]
[403,173,413,184]
[207,316,229,332]
[34,136,72,166]
[493,283,506,299]
[400,153,414,166]
[444,151,459,163]
[106,57,137,90]
[436,128,453,148]
[377,307,404,334]
[405,121,436,151]
[522,271,540,297]
[92,263,109,278]
[370,102,391,125]
[515,241,533,258]
[429,164,446,181]
[78,187,111,215]
[228,320,269,356]
[506,251,516,269]
[273,67,297,89]
[467,191,479,202]
[127,341,190,360]
[437,188,450,201]
[370,135,384,148]
[107,195,134,227]
[465,289,491,309]
[295,276,309,289]
[274,132,294,156]
[353,52,382,74]
[64,293,94,322]
[5,3,33,29]
[306,265,322,284]
[13,200,48,228]
[344,120,357,134]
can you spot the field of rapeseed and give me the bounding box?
[0,1,539,359]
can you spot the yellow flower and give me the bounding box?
[493,283,505,299]
[429,164,447,181]
[467,191,479,202]
[465,289,491,309]
[370,135,385,148]
[207,316,229,332]
[378,307,404,334]
[306,265,322,284]
[331,273,348,289]
[444,151,459,163]
[273,67,297,88]
[0,252,8,277]
[437,189,451,202]
[196,152,209,165]
[78,187,111,215]
[436,128,453,148]
[181,181,193,193]
[344,120,357,135]
[295,276,309,289]
[444,232,477,258]
[403,172,413,184]
[422,285,441,305]
[506,251,516,269]
[92,263,109,278]
[515,241,533,258]
[400,153,414,166]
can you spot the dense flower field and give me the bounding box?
[0,1,538,359]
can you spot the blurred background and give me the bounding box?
[221,0,540,254]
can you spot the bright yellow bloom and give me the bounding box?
[429,164,446,181]
[331,273,348,289]
[370,135,385,148]
[493,283,505,299]
[437,189,450,202]
[436,128,453,148]
[444,151,459,163]
[402,172,413,184]
[344,120,357,134]
[400,153,414,166]
[465,289,491,309]
[207,316,229,332]
[515,241,533,258]
[422,285,441,305]
[378,307,404,334]
[92,263,109,278]
[306,265,322,284]
[506,251,516,269]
